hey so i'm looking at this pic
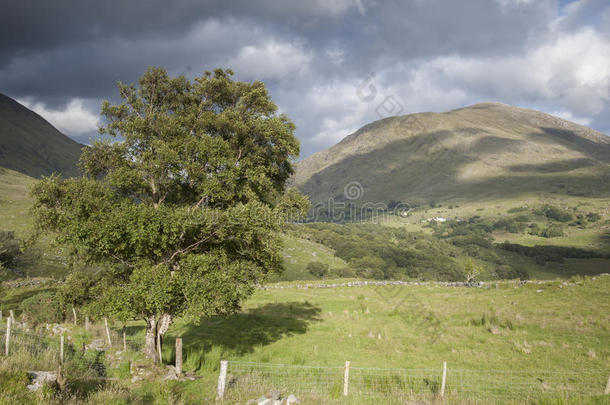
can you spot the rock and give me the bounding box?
[163,365,183,381]
[27,371,57,392]
[131,375,143,383]
[86,339,106,351]
[51,324,69,336]
[163,373,179,381]
[286,394,300,404]
[267,390,281,400]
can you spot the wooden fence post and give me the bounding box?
[9,310,15,323]
[123,327,127,352]
[0,310,3,321]
[104,318,112,346]
[604,374,610,395]
[217,360,228,399]
[5,317,11,356]
[72,306,77,325]
[175,338,183,376]
[157,332,162,363]
[85,316,89,331]
[343,360,350,396]
[441,361,447,397]
[60,335,65,365]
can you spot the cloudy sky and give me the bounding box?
[1,0,609,157]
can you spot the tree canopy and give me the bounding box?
[31,67,308,361]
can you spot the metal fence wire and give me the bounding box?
[448,368,606,403]
[224,360,608,404]
[2,327,608,403]
[226,361,345,398]
[0,327,58,356]
[0,326,137,378]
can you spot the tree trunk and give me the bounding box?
[144,317,159,363]
[157,314,172,363]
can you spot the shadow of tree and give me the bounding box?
[122,302,323,360]
[177,301,322,356]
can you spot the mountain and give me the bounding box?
[0,93,83,177]
[294,102,610,205]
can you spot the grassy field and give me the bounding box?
[0,168,69,280]
[274,234,347,281]
[1,156,609,402]
[0,167,35,232]
[3,276,608,404]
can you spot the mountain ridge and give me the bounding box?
[294,102,610,205]
[0,93,83,178]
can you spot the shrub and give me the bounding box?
[535,204,573,222]
[19,292,64,325]
[306,261,329,277]
[540,225,564,238]
[495,265,528,280]
[0,230,20,267]
[586,212,601,222]
[330,267,355,278]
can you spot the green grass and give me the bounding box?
[0,168,70,280]
[38,276,602,404]
[0,168,35,232]
[274,234,347,281]
[1,276,609,403]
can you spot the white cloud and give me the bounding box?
[393,27,610,119]
[301,80,372,147]
[494,0,536,8]
[227,40,312,81]
[19,98,99,136]
[550,110,592,126]
[314,0,365,16]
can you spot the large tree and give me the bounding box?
[32,67,307,361]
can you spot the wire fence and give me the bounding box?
[0,323,142,379]
[447,368,606,403]
[2,324,608,403]
[222,360,609,404]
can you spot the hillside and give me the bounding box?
[294,102,610,205]
[0,168,69,280]
[0,93,83,177]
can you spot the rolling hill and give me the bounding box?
[0,93,83,177]
[294,102,610,205]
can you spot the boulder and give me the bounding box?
[286,394,300,404]
[86,339,106,351]
[27,371,57,392]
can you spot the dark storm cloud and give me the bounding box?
[1,0,608,154]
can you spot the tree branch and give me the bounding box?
[110,253,135,268]
[163,231,217,265]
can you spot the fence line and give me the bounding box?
[220,360,610,403]
[2,325,608,402]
